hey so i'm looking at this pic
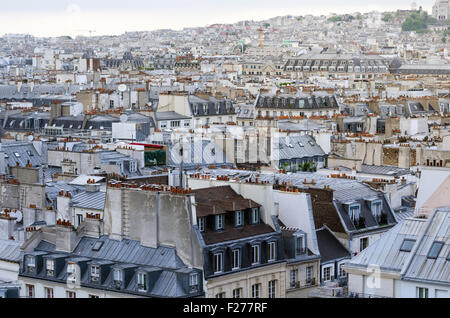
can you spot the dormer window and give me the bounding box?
[251,208,260,225]
[90,265,100,282]
[27,256,36,272]
[349,204,360,222]
[203,104,208,114]
[213,252,223,274]
[198,217,206,232]
[295,234,306,255]
[137,272,147,291]
[251,244,261,265]
[189,273,199,292]
[215,214,225,231]
[46,259,55,276]
[235,211,244,227]
[113,269,122,288]
[371,200,382,222]
[232,249,241,270]
[268,242,277,262]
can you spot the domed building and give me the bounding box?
[433,0,450,21]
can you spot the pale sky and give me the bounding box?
[0,0,434,37]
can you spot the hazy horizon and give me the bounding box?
[0,0,434,38]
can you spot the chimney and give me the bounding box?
[84,214,103,238]
[55,221,77,252]
[0,214,16,240]
[85,183,100,192]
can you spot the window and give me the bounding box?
[400,239,416,252]
[171,120,180,128]
[360,237,369,252]
[26,284,34,298]
[349,204,360,221]
[251,208,260,224]
[428,242,444,259]
[213,253,223,274]
[66,291,77,298]
[233,288,242,298]
[268,242,276,262]
[323,266,332,282]
[92,241,104,251]
[27,256,36,272]
[91,265,100,282]
[114,269,122,282]
[371,201,382,220]
[190,273,199,287]
[215,215,224,231]
[232,249,241,270]
[137,272,147,291]
[235,211,244,227]
[417,287,429,298]
[268,280,277,298]
[252,245,260,265]
[46,259,55,276]
[198,217,206,232]
[89,294,99,298]
[76,214,83,227]
[251,283,261,298]
[45,287,54,298]
[339,263,347,277]
[296,235,305,255]
[290,269,298,288]
[216,292,225,298]
[306,266,313,284]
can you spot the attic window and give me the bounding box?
[427,241,444,259]
[137,272,147,291]
[46,259,55,276]
[92,241,104,251]
[349,204,360,222]
[26,150,33,156]
[14,152,20,158]
[399,239,416,252]
[189,273,199,289]
[27,255,36,272]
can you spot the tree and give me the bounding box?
[402,12,436,32]
[298,162,317,172]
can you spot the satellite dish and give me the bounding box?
[120,114,129,122]
[10,210,23,223]
[27,135,34,142]
[118,84,127,92]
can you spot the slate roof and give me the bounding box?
[359,165,411,177]
[0,239,22,263]
[0,141,45,167]
[346,217,428,272]
[188,95,236,117]
[256,93,339,110]
[25,235,202,298]
[402,209,450,285]
[70,191,106,211]
[274,135,326,161]
[155,111,191,121]
[315,227,350,263]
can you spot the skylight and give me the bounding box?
[427,241,444,259]
[399,239,416,252]
[92,241,104,251]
